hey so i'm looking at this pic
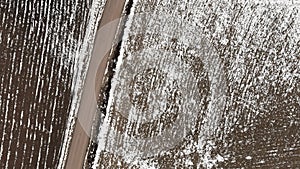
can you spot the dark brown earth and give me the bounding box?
[0,0,90,168]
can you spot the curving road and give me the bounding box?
[65,0,126,168]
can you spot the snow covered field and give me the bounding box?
[91,0,300,168]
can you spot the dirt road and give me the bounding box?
[65,0,126,168]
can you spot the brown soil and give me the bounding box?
[0,1,90,168]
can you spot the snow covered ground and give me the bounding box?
[91,0,300,168]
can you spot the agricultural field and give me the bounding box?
[89,0,300,168]
[0,0,299,168]
[0,0,105,168]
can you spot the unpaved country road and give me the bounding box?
[65,0,126,168]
